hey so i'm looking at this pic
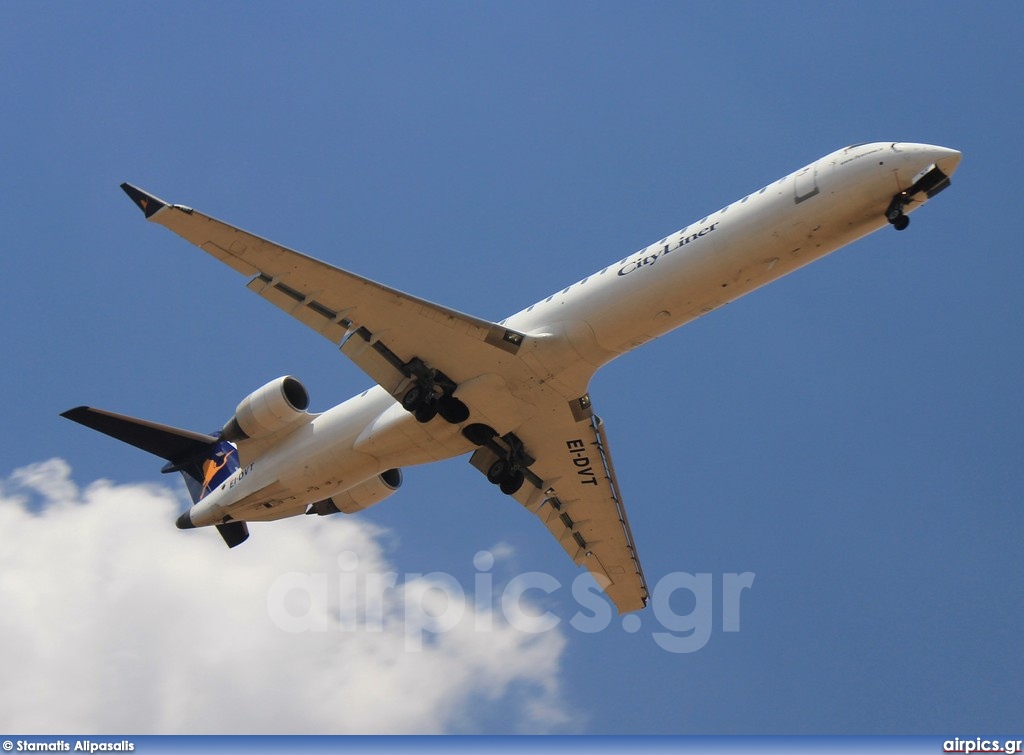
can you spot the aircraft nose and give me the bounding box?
[925,145,962,177]
[896,142,962,177]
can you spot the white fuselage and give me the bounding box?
[188,142,961,527]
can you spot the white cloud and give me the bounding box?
[0,459,577,734]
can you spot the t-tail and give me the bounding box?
[60,406,249,547]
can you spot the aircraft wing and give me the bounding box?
[470,402,649,613]
[120,184,530,397]
[122,183,648,613]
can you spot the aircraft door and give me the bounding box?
[794,162,820,204]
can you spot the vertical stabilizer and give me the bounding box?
[167,440,239,504]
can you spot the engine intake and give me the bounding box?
[221,376,310,441]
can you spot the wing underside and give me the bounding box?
[120,184,529,397]
[470,408,649,612]
[121,183,649,612]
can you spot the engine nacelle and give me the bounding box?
[308,469,403,515]
[221,375,310,442]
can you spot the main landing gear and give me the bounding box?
[487,457,526,495]
[397,358,470,425]
[463,422,528,496]
[397,360,529,497]
[885,191,911,231]
[401,379,470,424]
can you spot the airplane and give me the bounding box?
[62,142,961,613]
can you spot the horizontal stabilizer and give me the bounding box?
[61,406,218,465]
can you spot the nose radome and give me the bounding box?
[896,142,962,177]
[930,145,962,177]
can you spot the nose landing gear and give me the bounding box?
[885,192,911,231]
[884,163,953,232]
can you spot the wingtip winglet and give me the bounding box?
[60,406,90,421]
[120,182,168,219]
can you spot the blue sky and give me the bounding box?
[1,1,1021,735]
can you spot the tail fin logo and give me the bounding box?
[200,446,237,499]
[179,440,240,504]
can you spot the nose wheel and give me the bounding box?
[884,161,954,231]
[885,192,911,231]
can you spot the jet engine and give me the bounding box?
[221,375,310,441]
[307,469,403,515]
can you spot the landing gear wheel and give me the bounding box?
[487,459,508,484]
[499,469,525,495]
[487,458,525,495]
[463,423,497,446]
[403,380,442,423]
[402,385,426,411]
[414,402,438,423]
[885,191,911,231]
[437,395,470,424]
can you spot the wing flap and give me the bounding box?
[246,273,352,343]
[339,328,411,396]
